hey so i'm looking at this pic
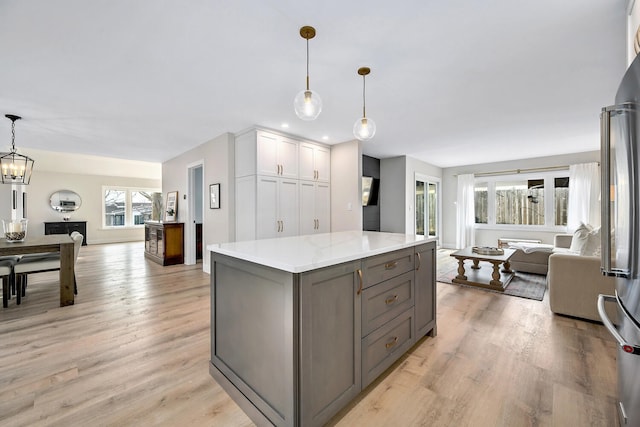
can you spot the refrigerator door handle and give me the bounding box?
[600,108,614,276]
[600,105,634,278]
[597,294,640,356]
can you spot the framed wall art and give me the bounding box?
[210,184,220,209]
[165,191,178,221]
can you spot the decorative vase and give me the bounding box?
[2,218,28,242]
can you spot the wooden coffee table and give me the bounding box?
[449,247,516,291]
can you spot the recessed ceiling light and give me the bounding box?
[281,123,289,128]
[322,135,329,140]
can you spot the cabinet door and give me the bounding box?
[278,137,299,179]
[278,178,299,237]
[299,180,316,236]
[299,260,362,427]
[299,143,330,182]
[315,182,330,233]
[257,131,279,176]
[314,145,330,182]
[257,176,279,239]
[415,242,436,337]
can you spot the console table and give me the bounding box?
[144,221,184,266]
[44,221,87,246]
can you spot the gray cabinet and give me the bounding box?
[209,240,437,427]
[299,261,361,427]
[415,242,437,337]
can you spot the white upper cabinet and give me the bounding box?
[256,131,299,179]
[299,142,330,182]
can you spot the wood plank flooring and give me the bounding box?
[0,242,618,426]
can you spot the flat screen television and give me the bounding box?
[362,176,379,206]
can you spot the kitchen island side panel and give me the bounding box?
[211,253,297,426]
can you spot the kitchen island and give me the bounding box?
[208,231,437,427]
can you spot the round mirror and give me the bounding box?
[50,190,82,212]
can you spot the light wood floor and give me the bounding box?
[0,243,618,426]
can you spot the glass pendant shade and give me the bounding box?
[1,114,34,185]
[353,117,377,141]
[294,26,321,121]
[294,89,322,121]
[353,66,376,141]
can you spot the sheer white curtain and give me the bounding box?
[567,162,600,231]
[456,173,475,249]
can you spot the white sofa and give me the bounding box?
[548,233,616,322]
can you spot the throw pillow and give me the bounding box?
[569,222,592,254]
[582,227,601,257]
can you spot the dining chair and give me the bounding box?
[14,232,84,304]
[0,256,19,308]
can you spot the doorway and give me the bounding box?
[415,174,440,242]
[186,161,204,265]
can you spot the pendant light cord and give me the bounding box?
[306,38,310,91]
[362,74,367,118]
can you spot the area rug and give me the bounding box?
[436,249,547,301]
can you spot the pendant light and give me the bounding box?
[353,67,376,141]
[294,26,322,121]
[1,114,34,185]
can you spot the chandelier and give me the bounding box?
[1,114,34,184]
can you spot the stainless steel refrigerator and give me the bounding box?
[599,52,640,427]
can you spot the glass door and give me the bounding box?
[415,175,439,239]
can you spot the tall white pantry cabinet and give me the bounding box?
[235,128,331,241]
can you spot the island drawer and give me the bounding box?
[361,271,414,337]
[362,248,414,288]
[361,308,414,388]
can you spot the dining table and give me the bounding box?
[0,234,75,306]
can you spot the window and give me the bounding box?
[103,187,160,228]
[474,172,568,229]
[474,182,488,224]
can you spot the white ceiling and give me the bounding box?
[0,0,629,168]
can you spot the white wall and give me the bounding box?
[162,132,235,273]
[330,140,362,232]
[4,148,161,244]
[441,151,600,248]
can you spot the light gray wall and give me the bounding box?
[194,166,203,223]
[162,132,235,273]
[330,140,362,232]
[380,156,442,235]
[441,150,600,248]
[380,157,405,233]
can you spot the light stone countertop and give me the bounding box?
[207,230,436,273]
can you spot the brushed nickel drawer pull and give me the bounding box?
[416,252,421,270]
[385,261,398,270]
[357,269,363,295]
[385,336,398,349]
[385,295,398,305]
